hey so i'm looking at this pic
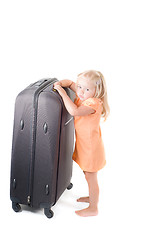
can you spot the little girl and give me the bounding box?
[54,70,110,217]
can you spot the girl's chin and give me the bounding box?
[78,96,85,101]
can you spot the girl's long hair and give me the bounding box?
[77,70,110,121]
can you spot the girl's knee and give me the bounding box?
[84,171,97,182]
[84,172,90,182]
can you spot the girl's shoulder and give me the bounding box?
[82,97,102,105]
[82,97,103,112]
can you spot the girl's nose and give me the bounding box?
[79,89,84,94]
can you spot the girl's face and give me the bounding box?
[76,77,96,101]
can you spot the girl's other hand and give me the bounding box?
[53,85,66,97]
[54,81,61,87]
[53,81,61,91]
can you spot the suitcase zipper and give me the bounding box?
[27,79,57,206]
[65,117,73,126]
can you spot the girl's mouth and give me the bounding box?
[79,95,84,99]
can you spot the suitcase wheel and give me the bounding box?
[44,208,54,219]
[67,183,73,190]
[12,202,21,213]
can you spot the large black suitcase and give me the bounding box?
[10,78,74,218]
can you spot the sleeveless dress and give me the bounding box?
[72,97,106,172]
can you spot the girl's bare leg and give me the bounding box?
[75,172,99,217]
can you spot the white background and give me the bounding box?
[0,0,159,239]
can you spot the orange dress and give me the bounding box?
[72,97,106,172]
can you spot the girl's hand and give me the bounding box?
[54,85,67,97]
[54,81,61,87]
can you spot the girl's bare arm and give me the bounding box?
[54,79,76,92]
[53,85,95,116]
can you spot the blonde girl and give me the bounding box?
[54,70,110,217]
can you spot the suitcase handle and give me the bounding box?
[29,79,49,88]
[28,78,58,89]
[34,79,48,86]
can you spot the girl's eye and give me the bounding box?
[86,89,89,91]
[78,85,81,89]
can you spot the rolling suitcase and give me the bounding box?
[10,78,74,218]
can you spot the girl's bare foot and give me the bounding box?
[75,207,98,217]
[77,197,89,203]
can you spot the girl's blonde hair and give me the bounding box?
[77,70,110,121]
